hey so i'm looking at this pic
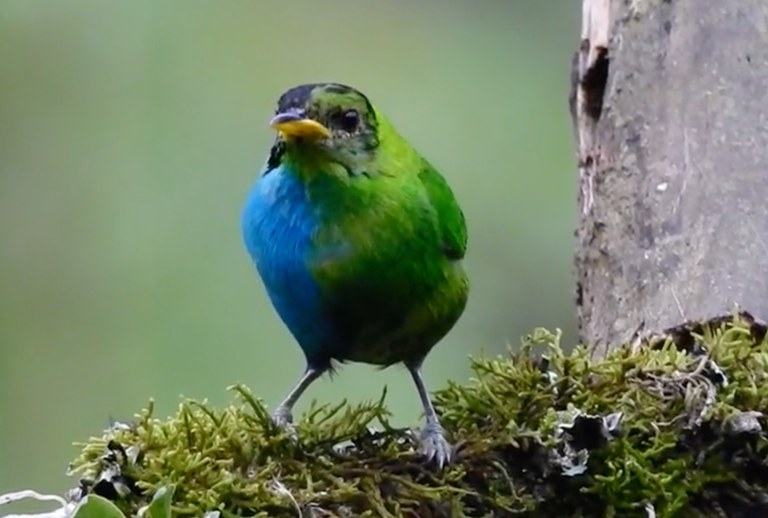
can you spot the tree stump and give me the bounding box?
[572,0,768,357]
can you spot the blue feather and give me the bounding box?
[241,164,337,368]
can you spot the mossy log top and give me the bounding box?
[67,313,768,517]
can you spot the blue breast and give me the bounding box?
[241,165,337,367]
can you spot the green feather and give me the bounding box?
[287,103,468,366]
[418,162,468,261]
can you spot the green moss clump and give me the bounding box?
[68,313,768,517]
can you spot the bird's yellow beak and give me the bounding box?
[270,111,331,140]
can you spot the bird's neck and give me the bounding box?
[276,143,341,183]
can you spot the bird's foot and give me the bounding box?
[418,421,453,469]
[271,405,297,437]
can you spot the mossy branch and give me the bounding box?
[17,313,768,517]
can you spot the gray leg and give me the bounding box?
[272,367,324,429]
[407,363,452,468]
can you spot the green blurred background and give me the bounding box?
[0,0,578,498]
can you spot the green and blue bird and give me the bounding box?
[241,83,468,467]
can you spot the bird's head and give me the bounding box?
[268,83,382,174]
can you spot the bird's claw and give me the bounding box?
[419,422,453,469]
[271,406,297,437]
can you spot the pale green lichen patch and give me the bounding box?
[67,313,768,517]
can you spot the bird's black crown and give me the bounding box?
[276,83,373,114]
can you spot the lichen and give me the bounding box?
[67,312,768,517]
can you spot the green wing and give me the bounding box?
[418,161,467,260]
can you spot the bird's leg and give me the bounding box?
[407,362,452,468]
[272,367,323,430]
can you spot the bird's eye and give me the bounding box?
[335,110,360,133]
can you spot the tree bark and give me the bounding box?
[573,0,768,356]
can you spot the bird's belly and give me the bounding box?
[243,167,468,368]
[340,267,468,366]
[312,246,469,366]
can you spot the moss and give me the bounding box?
[67,313,768,517]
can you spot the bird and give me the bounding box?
[241,83,468,467]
